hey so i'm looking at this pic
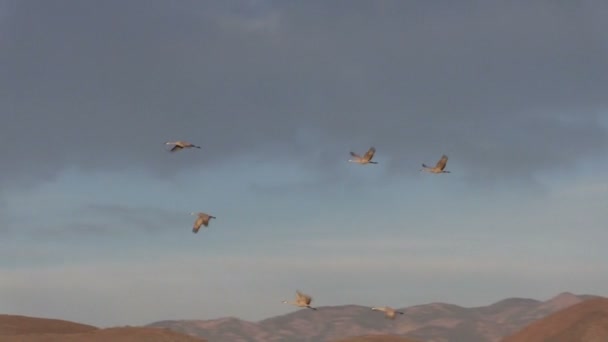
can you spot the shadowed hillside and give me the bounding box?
[148,292,600,342]
[0,315,206,342]
[332,335,422,342]
[502,297,608,342]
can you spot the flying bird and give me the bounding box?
[165,140,201,152]
[421,154,450,173]
[348,147,378,165]
[190,212,216,233]
[371,306,404,319]
[282,290,317,310]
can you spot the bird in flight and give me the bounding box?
[191,212,216,233]
[421,154,450,174]
[165,140,201,152]
[348,147,378,165]
[371,306,404,319]
[282,290,317,310]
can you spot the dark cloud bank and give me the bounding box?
[1,0,608,189]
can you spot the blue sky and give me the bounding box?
[1,0,608,327]
[1,153,607,326]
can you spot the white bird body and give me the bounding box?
[282,290,317,310]
[349,147,378,165]
[165,140,201,152]
[190,212,216,233]
[372,306,404,319]
[421,154,450,173]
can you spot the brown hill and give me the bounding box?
[0,315,206,342]
[3,327,207,342]
[502,297,608,342]
[148,292,599,342]
[0,315,97,336]
[332,335,422,342]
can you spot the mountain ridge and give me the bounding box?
[147,292,601,342]
[1,292,600,342]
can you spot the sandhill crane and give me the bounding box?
[165,140,201,152]
[348,147,378,165]
[282,290,317,310]
[371,306,404,319]
[190,212,216,233]
[421,154,450,173]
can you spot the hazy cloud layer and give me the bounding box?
[2,248,606,327]
[1,0,608,190]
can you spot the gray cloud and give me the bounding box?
[2,0,608,189]
[78,203,186,234]
[1,203,186,237]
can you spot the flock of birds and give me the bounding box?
[165,140,451,320]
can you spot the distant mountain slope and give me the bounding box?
[0,315,206,342]
[148,292,600,342]
[502,297,608,342]
[332,335,421,342]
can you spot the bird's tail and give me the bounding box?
[309,307,317,311]
[194,145,201,148]
[210,216,216,219]
[369,161,378,164]
[398,311,404,315]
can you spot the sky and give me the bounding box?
[1,0,608,327]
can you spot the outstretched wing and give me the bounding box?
[192,216,204,233]
[435,154,448,170]
[350,152,361,158]
[363,147,376,161]
[296,290,312,305]
[170,145,183,152]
